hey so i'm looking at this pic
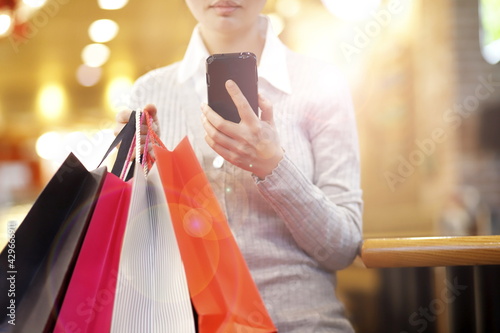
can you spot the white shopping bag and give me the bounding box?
[110,162,195,333]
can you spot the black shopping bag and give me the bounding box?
[0,155,106,333]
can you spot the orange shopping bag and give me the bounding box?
[145,113,277,332]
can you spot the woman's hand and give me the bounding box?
[201,80,283,180]
[113,104,160,158]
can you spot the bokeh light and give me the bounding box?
[22,0,47,8]
[76,64,102,87]
[106,76,133,112]
[81,43,111,68]
[0,12,13,37]
[88,19,119,43]
[36,131,65,160]
[98,0,129,10]
[37,83,66,120]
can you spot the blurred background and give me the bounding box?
[0,0,499,332]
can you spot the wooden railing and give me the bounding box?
[359,235,500,333]
[361,235,500,268]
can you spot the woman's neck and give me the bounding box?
[199,17,267,64]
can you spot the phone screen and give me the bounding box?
[206,52,258,123]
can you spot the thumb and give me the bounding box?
[258,94,274,125]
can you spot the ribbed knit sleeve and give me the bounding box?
[255,52,363,271]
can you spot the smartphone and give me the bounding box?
[206,52,258,123]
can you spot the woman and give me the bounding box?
[116,0,363,331]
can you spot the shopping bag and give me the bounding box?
[0,112,137,333]
[145,114,276,332]
[0,154,106,333]
[53,113,137,333]
[53,173,132,333]
[109,112,195,333]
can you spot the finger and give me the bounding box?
[201,102,238,137]
[204,133,245,168]
[145,105,159,131]
[114,109,133,136]
[205,134,229,161]
[258,94,274,125]
[115,109,132,123]
[113,123,126,137]
[201,112,235,151]
[225,80,258,123]
[142,104,160,136]
[140,124,149,136]
[143,104,157,119]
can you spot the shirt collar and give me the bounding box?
[177,24,210,85]
[258,16,292,95]
[177,15,292,95]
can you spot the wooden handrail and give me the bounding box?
[360,235,500,268]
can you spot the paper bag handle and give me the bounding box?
[98,111,136,179]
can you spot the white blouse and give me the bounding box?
[129,16,362,332]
